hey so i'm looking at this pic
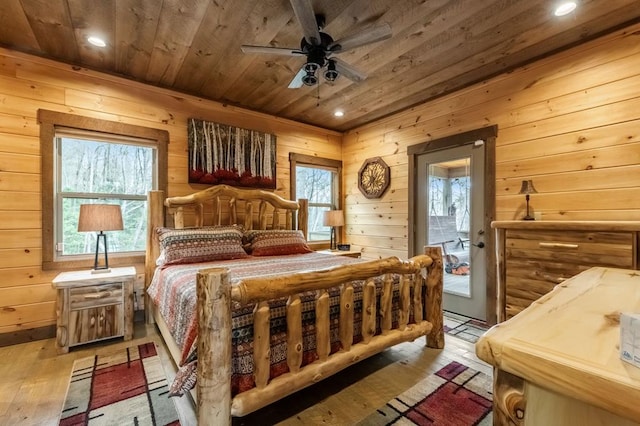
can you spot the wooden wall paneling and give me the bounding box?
[497,187,640,214]
[498,97,640,145]
[0,153,39,174]
[0,302,55,330]
[496,142,640,178]
[498,166,640,196]
[496,119,640,163]
[347,235,408,251]
[0,134,39,156]
[0,267,54,288]
[0,248,41,269]
[347,223,407,239]
[0,230,40,249]
[0,284,56,307]
[0,74,65,102]
[0,172,39,192]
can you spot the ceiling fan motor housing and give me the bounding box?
[301,32,336,85]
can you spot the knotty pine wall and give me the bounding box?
[0,48,341,336]
[344,23,640,261]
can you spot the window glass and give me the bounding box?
[295,165,336,242]
[56,136,155,257]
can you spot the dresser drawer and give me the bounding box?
[69,283,124,310]
[505,229,634,268]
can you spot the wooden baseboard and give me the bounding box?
[0,325,56,347]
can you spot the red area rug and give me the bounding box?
[59,342,181,426]
[359,361,493,425]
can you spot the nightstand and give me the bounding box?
[317,249,361,258]
[52,267,136,354]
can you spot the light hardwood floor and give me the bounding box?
[0,322,491,426]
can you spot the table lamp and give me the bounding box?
[518,180,538,221]
[323,210,344,251]
[78,204,123,273]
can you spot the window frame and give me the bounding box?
[39,110,168,271]
[289,152,342,250]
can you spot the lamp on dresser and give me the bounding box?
[323,209,344,251]
[78,204,123,273]
[518,179,538,221]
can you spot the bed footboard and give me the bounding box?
[196,247,443,424]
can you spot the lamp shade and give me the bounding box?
[518,180,538,195]
[323,210,344,227]
[78,204,123,232]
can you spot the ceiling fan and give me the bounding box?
[241,0,392,88]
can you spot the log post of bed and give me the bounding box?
[194,248,444,424]
[424,245,444,349]
[145,190,165,323]
[196,267,232,424]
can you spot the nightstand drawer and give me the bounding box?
[69,283,124,310]
[69,304,124,346]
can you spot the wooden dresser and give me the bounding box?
[492,221,640,321]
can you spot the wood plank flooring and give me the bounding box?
[0,321,491,425]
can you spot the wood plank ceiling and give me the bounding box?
[1,0,639,131]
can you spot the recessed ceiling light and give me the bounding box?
[554,1,577,16]
[334,110,344,117]
[87,36,106,47]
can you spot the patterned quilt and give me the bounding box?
[147,251,409,396]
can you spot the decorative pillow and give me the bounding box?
[244,229,312,256]
[156,226,248,266]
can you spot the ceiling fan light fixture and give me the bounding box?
[304,62,320,73]
[324,60,339,82]
[302,71,318,86]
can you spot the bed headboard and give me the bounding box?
[145,184,308,290]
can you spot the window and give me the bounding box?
[289,153,342,246]
[39,110,168,270]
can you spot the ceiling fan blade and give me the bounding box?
[288,67,306,89]
[333,58,367,83]
[289,0,321,45]
[329,23,392,53]
[241,45,305,56]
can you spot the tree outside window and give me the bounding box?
[57,136,155,257]
[289,153,342,246]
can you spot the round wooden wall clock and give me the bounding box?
[358,157,390,199]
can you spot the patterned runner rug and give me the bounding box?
[59,342,181,426]
[358,361,493,425]
[443,311,490,344]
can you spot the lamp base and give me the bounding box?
[522,215,535,221]
[91,268,112,274]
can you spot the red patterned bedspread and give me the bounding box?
[147,251,409,395]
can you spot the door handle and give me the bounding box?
[472,241,485,248]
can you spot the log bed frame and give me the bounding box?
[144,185,444,425]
